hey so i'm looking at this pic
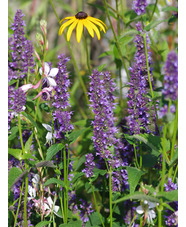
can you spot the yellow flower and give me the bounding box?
[58,11,107,43]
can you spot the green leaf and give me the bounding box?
[73,119,92,127]
[46,143,64,161]
[68,128,90,144]
[8,126,19,141]
[72,172,85,183]
[8,167,22,191]
[85,212,104,227]
[99,51,112,58]
[156,190,178,202]
[162,6,178,12]
[144,20,168,31]
[75,154,86,170]
[142,154,159,168]
[169,148,178,167]
[59,220,82,227]
[126,167,145,194]
[119,29,138,37]
[22,112,39,129]
[162,202,175,212]
[113,192,160,204]
[44,177,65,187]
[24,133,34,153]
[22,153,37,160]
[35,161,56,168]
[35,221,52,227]
[8,148,22,160]
[97,64,107,72]
[119,36,134,45]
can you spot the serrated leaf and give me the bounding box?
[44,177,65,187]
[46,143,64,161]
[97,64,106,72]
[126,167,145,194]
[35,161,56,168]
[8,126,19,140]
[59,220,82,227]
[68,128,90,144]
[35,221,52,227]
[113,192,160,204]
[156,190,178,202]
[8,167,22,191]
[8,148,22,160]
[144,20,168,31]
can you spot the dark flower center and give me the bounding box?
[75,11,88,19]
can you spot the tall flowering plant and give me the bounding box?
[8,0,178,226]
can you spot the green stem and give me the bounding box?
[109,167,112,227]
[63,147,67,223]
[168,101,178,177]
[49,0,90,106]
[83,32,91,75]
[103,0,130,81]
[90,182,105,227]
[133,143,139,169]
[149,0,158,21]
[14,182,24,227]
[143,31,162,137]
[172,164,178,182]
[161,125,167,192]
[66,143,70,223]
[158,209,162,227]
[18,114,25,155]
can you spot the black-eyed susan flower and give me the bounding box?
[58,11,107,43]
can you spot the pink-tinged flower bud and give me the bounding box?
[40,19,47,36]
[34,50,40,61]
[36,33,44,46]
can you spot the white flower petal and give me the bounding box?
[32,174,40,185]
[47,77,57,87]
[148,201,156,209]
[54,205,59,213]
[136,205,144,214]
[49,68,59,77]
[42,123,52,132]
[21,84,33,92]
[28,185,33,197]
[47,196,53,208]
[44,62,50,75]
[46,132,53,142]
[39,67,43,76]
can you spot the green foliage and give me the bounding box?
[46,143,65,160]
[8,167,22,191]
[35,221,52,227]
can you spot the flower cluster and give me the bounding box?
[127,22,154,134]
[52,54,73,139]
[164,178,178,226]
[162,51,178,101]
[89,69,118,160]
[132,0,147,16]
[82,154,95,178]
[9,9,35,80]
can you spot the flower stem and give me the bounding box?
[143,31,162,137]
[168,101,178,177]
[90,182,105,227]
[13,181,24,227]
[103,0,130,81]
[63,146,67,223]
[83,31,91,75]
[109,167,112,227]
[161,125,167,192]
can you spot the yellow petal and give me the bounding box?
[83,20,94,38]
[94,18,107,30]
[67,20,78,41]
[88,16,106,33]
[76,20,83,43]
[86,20,100,40]
[59,16,74,24]
[58,17,76,36]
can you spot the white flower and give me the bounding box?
[42,123,53,144]
[39,62,58,87]
[32,174,40,188]
[47,196,59,213]
[136,200,156,225]
[28,185,36,200]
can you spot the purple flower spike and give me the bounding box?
[127,22,154,135]
[89,69,119,160]
[9,9,35,79]
[132,0,148,15]
[162,51,178,101]
[52,54,73,139]
[82,154,95,178]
